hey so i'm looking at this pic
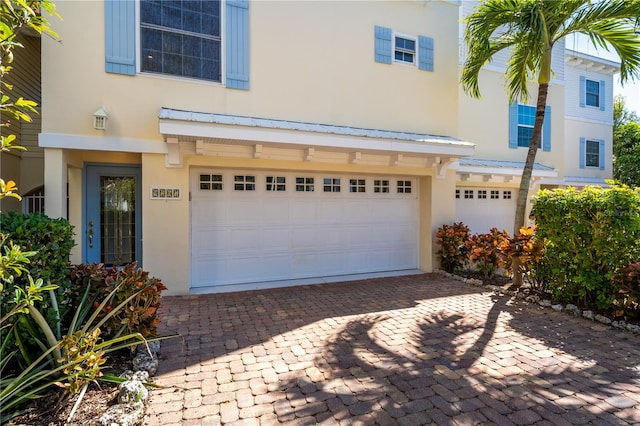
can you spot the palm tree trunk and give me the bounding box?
[512,83,549,287]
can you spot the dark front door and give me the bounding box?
[84,165,142,267]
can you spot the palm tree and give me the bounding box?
[461,0,640,285]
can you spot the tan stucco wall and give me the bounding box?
[42,1,460,141]
[38,1,472,295]
[458,69,566,172]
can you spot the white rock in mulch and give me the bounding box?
[626,323,640,334]
[539,299,552,307]
[118,380,149,405]
[612,320,627,329]
[582,310,595,320]
[120,370,150,383]
[99,400,144,426]
[595,314,612,324]
[564,304,581,316]
[133,353,158,376]
[551,304,564,312]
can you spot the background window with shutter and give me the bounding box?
[585,79,600,108]
[585,140,600,168]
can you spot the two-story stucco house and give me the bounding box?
[1,1,617,295]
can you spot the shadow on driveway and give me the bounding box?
[145,273,640,425]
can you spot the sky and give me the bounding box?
[615,78,640,117]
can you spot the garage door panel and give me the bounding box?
[261,228,290,250]
[191,169,419,289]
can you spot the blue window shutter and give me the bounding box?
[105,0,136,75]
[508,103,518,149]
[226,0,250,90]
[374,26,392,64]
[579,76,586,107]
[599,80,605,111]
[542,105,551,152]
[418,36,434,71]
[579,137,586,169]
[599,139,605,170]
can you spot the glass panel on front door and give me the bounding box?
[100,176,136,266]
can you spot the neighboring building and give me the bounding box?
[16,0,615,295]
[454,1,617,234]
[0,33,44,214]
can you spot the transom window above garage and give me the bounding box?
[397,180,412,193]
[350,179,366,193]
[374,180,390,193]
[234,175,255,191]
[200,174,223,190]
[295,177,314,192]
[323,178,341,192]
[266,176,286,192]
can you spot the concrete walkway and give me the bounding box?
[143,273,640,425]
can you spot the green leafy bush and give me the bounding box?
[0,213,75,366]
[531,185,640,309]
[436,222,470,273]
[0,212,75,287]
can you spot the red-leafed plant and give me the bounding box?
[466,228,510,278]
[614,262,640,320]
[436,222,470,273]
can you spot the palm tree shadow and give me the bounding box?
[280,294,640,424]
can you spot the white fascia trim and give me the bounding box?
[39,133,168,154]
[159,121,476,157]
[456,164,557,178]
[564,115,613,126]
[539,177,608,187]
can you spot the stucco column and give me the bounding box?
[43,148,67,219]
[419,170,457,272]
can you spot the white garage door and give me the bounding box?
[190,169,419,290]
[455,187,516,234]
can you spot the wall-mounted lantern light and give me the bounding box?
[93,107,109,131]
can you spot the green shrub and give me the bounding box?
[531,185,640,309]
[436,222,470,273]
[0,213,75,367]
[0,212,75,287]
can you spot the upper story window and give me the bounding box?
[140,0,221,82]
[517,104,536,148]
[374,26,433,71]
[394,35,416,65]
[585,79,600,108]
[580,76,605,111]
[105,0,249,90]
[508,103,551,152]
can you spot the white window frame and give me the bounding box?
[393,32,417,66]
[374,179,390,193]
[517,104,538,148]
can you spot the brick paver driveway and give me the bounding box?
[143,273,640,425]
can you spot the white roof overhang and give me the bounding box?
[158,108,475,175]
